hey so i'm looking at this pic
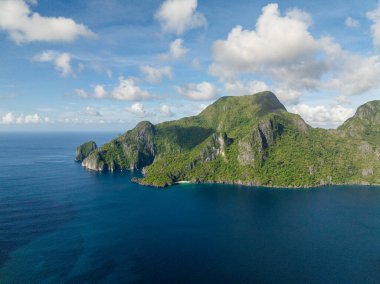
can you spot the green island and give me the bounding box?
[75,91,380,188]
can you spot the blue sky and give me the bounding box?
[1,0,380,131]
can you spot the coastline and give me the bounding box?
[132,177,380,190]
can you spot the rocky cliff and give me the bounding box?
[75,141,97,162]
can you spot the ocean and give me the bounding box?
[1,132,380,283]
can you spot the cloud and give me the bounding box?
[345,17,360,28]
[93,85,107,99]
[292,104,354,128]
[84,106,101,117]
[1,113,14,124]
[33,51,73,77]
[1,112,49,124]
[321,37,380,96]
[111,77,152,101]
[210,3,380,98]
[76,77,152,101]
[273,87,302,105]
[192,58,202,69]
[159,104,174,117]
[336,95,351,105]
[161,38,188,60]
[155,0,207,35]
[210,4,319,78]
[126,103,146,117]
[367,3,380,48]
[140,65,172,83]
[224,80,269,96]
[223,80,301,105]
[0,0,94,44]
[177,81,218,100]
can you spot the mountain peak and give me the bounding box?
[197,91,286,131]
[354,100,380,123]
[212,91,285,112]
[251,91,286,113]
[197,91,287,132]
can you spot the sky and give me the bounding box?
[1,0,380,131]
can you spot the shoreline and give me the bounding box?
[132,177,380,189]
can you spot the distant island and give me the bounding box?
[75,91,380,188]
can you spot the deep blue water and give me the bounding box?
[1,132,380,283]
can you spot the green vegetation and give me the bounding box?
[75,141,97,161]
[77,91,380,188]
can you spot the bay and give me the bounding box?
[0,132,380,283]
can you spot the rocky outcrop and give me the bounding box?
[82,149,105,171]
[200,132,232,162]
[376,147,380,160]
[359,142,372,155]
[362,167,374,177]
[237,140,255,166]
[117,121,156,170]
[79,121,157,172]
[238,117,284,166]
[75,141,97,161]
[355,101,380,124]
[130,121,156,168]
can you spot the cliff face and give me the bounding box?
[79,121,157,172]
[82,149,106,171]
[76,91,380,188]
[75,141,97,161]
[238,117,283,167]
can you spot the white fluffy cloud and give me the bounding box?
[367,4,380,48]
[126,103,146,117]
[345,17,359,28]
[1,112,49,124]
[177,81,218,100]
[273,87,302,105]
[321,37,380,96]
[159,104,174,117]
[223,80,301,105]
[84,106,101,117]
[210,3,380,100]
[292,104,354,127]
[210,4,319,78]
[76,77,152,101]
[140,65,172,83]
[170,38,188,58]
[155,0,207,35]
[33,51,73,77]
[224,80,269,96]
[161,38,188,60]
[0,0,94,44]
[112,77,151,101]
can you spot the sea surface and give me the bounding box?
[1,132,380,283]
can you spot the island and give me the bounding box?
[75,91,380,188]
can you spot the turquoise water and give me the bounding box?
[1,133,380,283]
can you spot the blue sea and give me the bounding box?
[1,132,380,283]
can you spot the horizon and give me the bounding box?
[1,0,380,131]
[0,90,370,133]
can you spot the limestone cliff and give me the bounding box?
[75,141,97,162]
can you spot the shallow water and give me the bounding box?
[1,132,380,283]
